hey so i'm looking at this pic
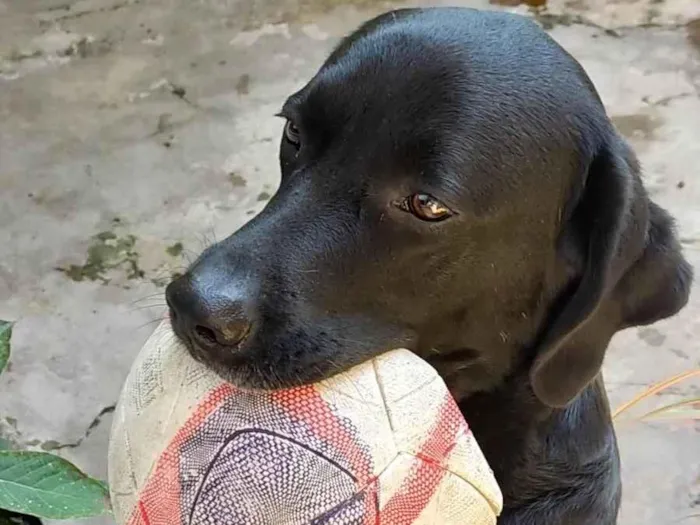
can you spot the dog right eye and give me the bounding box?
[397,193,454,222]
[284,120,301,148]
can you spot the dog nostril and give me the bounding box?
[193,321,251,348]
[194,325,218,345]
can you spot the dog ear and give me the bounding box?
[530,138,692,408]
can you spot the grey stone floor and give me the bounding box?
[0,0,698,523]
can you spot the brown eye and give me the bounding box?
[406,193,453,222]
[284,120,301,147]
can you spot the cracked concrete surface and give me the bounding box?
[0,0,698,523]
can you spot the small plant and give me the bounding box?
[0,320,111,523]
[613,368,700,523]
[613,368,700,422]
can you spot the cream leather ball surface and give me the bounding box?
[108,320,502,525]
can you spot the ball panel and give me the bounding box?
[382,369,462,457]
[371,452,497,525]
[188,431,360,524]
[372,395,467,520]
[444,427,503,515]
[320,359,385,409]
[316,373,398,477]
[125,384,236,525]
[109,323,503,524]
[371,350,441,404]
[267,386,377,484]
[430,473,499,525]
[117,381,386,524]
[108,321,225,520]
[372,351,503,515]
[311,491,376,524]
[378,453,449,523]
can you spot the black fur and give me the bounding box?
[167,8,692,524]
[0,510,43,524]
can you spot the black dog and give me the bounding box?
[166,8,692,524]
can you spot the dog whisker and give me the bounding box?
[129,292,165,305]
[129,303,167,313]
[133,317,167,331]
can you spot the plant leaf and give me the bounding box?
[612,369,700,419]
[676,513,700,523]
[0,451,110,519]
[639,397,700,421]
[0,321,12,377]
[94,479,109,493]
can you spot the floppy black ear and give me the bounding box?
[530,138,692,408]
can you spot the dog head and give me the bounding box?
[167,8,692,407]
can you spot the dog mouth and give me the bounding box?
[175,338,274,390]
[168,317,339,390]
[169,320,252,380]
[193,352,340,392]
[169,314,410,391]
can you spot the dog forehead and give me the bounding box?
[282,8,611,211]
[294,9,602,146]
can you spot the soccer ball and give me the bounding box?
[108,321,502,524]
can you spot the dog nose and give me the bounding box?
[165,275,252,349]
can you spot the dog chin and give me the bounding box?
[205,361,286,391]
[186,345,337,391]
[171,318,390,390]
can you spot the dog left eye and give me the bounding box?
[284,120,301,147]
[400,193,453,222]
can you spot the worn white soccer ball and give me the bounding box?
[108,320,502,525]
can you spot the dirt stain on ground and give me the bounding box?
[638,327,667,347]
[230,172,247,187]
[688,18,700,52]
[166,242,184,257]
[490,0,547,7]
[57,231,144,283]
[235,0,379,29]
[611,113,662,141]
[236,74,251,95]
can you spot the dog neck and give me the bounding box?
[456,374,621,522]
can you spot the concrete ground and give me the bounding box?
[0,0,698,523]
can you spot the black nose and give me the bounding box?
[165,275,252,349]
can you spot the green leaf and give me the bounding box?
[94,479,109,493]
[0,321,12,377]
[0,451,110,519]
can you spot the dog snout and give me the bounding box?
[166,274,253,351]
